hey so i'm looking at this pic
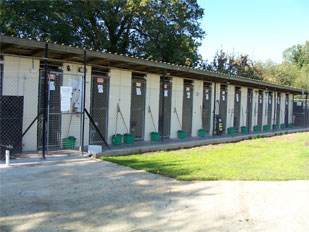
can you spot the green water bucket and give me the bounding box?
[241,126,248,133]
[253,125,259,132]
[150,132,160,141]
[124,133,135,144]
[288,123,293,128]
[198,129,206,137]
[112,134,122,145]
[177,130,187,139]
[280,124,286,129]
[62,136,76,149]
[227,127,234,135]
[273,125,278,130]
[263,125,269,131]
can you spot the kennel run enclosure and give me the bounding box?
[0,35,308,158]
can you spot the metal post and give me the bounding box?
[80,50,87,153]
[212,78,217,138]
[305,92,308,128]
[160,69,166,143]
[247,85,251,134]
[5,149,10,166]
[42,43,48,159]
[273,88,277,131]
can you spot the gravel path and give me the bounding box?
[1,158,308,232]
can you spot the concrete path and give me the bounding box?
[0,158,308,232]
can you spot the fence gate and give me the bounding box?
[38,69,62,150]
[202,82,212,133]
[219,85,228,133]
[38,65,84,151]
[89,71,109,145]
[130,75,146,140]
[234,87,241,133]
[285,94,289,127]
[159,77,172,137]
[247,88,253,132]
[276,93,281,126]
[267,92,273,128]
[257,90,263,129]
[182,80,193,136]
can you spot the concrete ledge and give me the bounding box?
[94,128,309,158]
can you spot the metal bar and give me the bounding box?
[273,88,277,131]
[305,92,308,128]
[42,43,48,159]
[84,108,110,149]
[12,112,42,149]
[212,77,217,138]
[247,85,250,134]
[160,69,166,142]
[80,50,87,153]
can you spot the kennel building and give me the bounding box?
[0,35,308,156]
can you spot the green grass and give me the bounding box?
[102,132,309,181]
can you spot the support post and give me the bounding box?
[160,69,166,143]
[273,88,277,131]
[247,85,251,134]
[80,50,87,153]
[305,92,308,128]
[42,43,48,159]
[5,149,10,166]
[212,78,217,137]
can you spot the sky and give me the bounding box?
[197,0,309,63]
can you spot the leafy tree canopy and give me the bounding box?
[0,0,205,66]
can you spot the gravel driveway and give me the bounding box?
[1,157,308,232]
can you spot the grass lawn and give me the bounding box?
[102,132,309,181]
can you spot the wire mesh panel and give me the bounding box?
[159,77,172,137]
[285,94,289,127]
[37,65,84,151]
[130,75,146,140]
[89,73,109,145]
[267,92,273,128]
[0,96,23,159]
[182,80,193,136]
[234,87,241,133]
[257,90,264,129]
[202,82,212,134]
[219,85,228,134]
[276,93,281,126]
[247,88,253,132]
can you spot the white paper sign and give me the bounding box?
[49,81,55,91]
[222,95,225,101]
[98,85,103,93]
[297,102,302,106]
[269,100,271,104]
[61,86,72,98]
[164,90,168,97]
[187,91,191,99]
[260,99,263,104]
[136,87,141,95]
[61,97,71,112]
[206,93,209,100]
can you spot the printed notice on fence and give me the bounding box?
[61,97,71,112]
[61,86,72,98]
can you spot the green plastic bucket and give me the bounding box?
[241,126,247,133]
[62,136,76,149]
[124,133,135,144]
[263,125,269,131]
[253,125,259,132]
[198,129,206,137]
[150,132,160,141]
[288,123,293,128]
[227,127,234,135]
[280,124,286,129]
[177,130,187,139]
[112,134,122,145]
[273,124,278,130]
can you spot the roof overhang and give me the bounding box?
[0,35,306,95]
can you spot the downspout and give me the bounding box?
[212,77,217,137]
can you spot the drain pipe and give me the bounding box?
[160,69,166,143]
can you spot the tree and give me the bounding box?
[0,0,205,66]
[283,41,309,68]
